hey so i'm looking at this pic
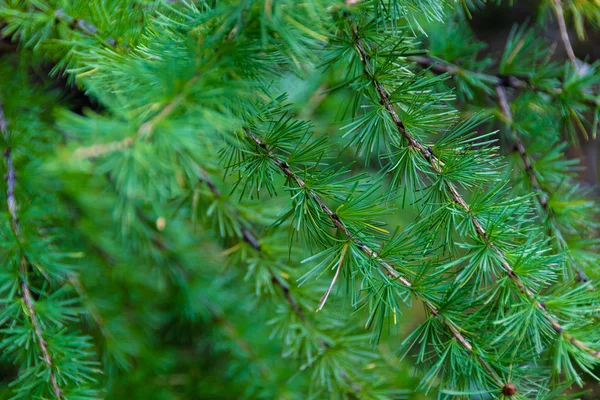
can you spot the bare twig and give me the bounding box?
[0,100,7,135]
[351,23,600,360]
[411,55,526,89]
[1,102,63,399]
[411,55,599,107]
[552,0,579,69]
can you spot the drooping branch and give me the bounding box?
[74,75,200,159]
[496,85,589,283]
[350,22,600,359]
[411,55,599,108]
[242,128,504,387]
[190,168,372,391]
[412,54,594,283]
[410,55,527,89]
[198,168,306,322]
[495,86,548,209]
[1,101,63,399]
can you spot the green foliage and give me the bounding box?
[0,0,599,399]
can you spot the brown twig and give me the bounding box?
[351,23,600,360]
[411,55,599,108]
[495,86,548,209]
[1,102,63,399]
[410,55,526,89]
[552,0,578,69]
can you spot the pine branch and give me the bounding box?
[138,75,200,139]
[242,128,505,388]
[1,101,63,399]
[350,21,600,359]
[198,169,306,322]
[197,169,372,395]
[69,275,113,342]
[412,55,599,108]
[410,55,526,89]
[53,8,117,47]
[496,85,589,283]
[74,75,199,159]
[495,86,548,209]
[73,137,134,159]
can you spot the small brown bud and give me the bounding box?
[156,217,166,231]
[502,382,517,396]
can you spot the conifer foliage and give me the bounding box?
[0,0,600,398]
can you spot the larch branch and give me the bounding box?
[1,101,63,399]
[411,55,598,108]
[496,85,589,283]
[242,128,504,387]
[351,22,600,359]
[197,169,306,322]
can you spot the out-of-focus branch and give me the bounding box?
[552,0,578,69]
[496,85,589,283]
[1,100,63,399]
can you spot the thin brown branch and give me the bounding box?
[412,55,598,108]
[242,128,504,386]
[1,102,63,399]
[244,129,413,288]
[552,0,578,69]
[0,100,7,136]
[197,168,306,322]
[351,23,600,360]
[495,86,548,209]
[20,260,62,399]
[410,55,526,89]
[52,8,116,46]
[74,75,199,159]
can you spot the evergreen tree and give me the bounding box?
[0,0,599,398]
